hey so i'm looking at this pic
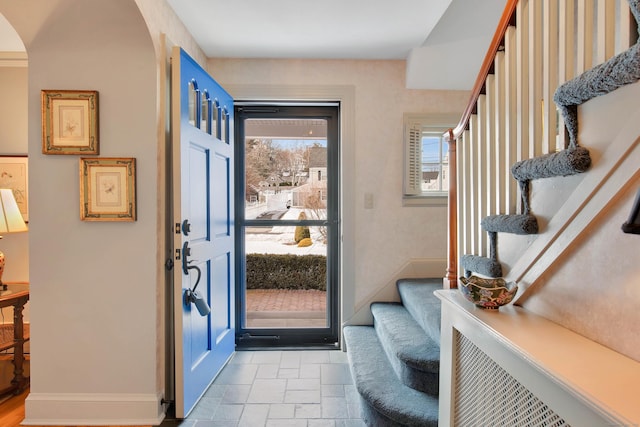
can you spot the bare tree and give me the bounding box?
[245,138,275,198]
[305,190,327,243]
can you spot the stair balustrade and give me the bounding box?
[444,0,639,290]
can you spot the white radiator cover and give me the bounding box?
[436,290,640,427]
[453,332,568,426]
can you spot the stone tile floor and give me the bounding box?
[163,350,365,427]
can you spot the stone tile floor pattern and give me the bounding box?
[164,350,365,427]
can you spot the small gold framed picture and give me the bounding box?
[79,157,136,221]
[42,90,99,155]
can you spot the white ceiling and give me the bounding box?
[165,0,507,89]
[165,0,454,60]
[0,0,507,89]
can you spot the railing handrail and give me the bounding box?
[447,0,519,140]
[443,0,518,288]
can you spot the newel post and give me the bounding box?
[444,129,458,289]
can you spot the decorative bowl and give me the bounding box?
[458,276,518,309]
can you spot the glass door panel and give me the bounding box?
[235,105,339,348]
[245,225,328,329]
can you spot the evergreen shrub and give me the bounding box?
[294,211,310,243]
[246,253,326,290]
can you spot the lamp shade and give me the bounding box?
[0,189,28,234]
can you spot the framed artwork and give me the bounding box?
[79,157,136,221]
[0,156,28,222]
[41,90,99,155]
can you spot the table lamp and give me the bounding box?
[0,188,28,288]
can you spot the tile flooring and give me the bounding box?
[166,350,366,427]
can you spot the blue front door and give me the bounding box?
[171,47,235,417]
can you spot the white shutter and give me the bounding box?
[404,124,422,195]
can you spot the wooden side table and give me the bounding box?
[0,289,29,396]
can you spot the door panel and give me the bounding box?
[212,153,231,237]
[172,47,234,417]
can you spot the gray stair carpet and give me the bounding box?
[371,302,439,395]
[511,146,591,182]
[553,0,640,148]
[460,254,502,278]
[344,325,439,427]
[396,278,442,342]
[481,213,538,235]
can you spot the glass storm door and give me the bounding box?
[234,104,340,348]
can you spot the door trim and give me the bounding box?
[234,103,340,347]
[222,84,356,339]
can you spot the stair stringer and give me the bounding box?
[503,80,640,302]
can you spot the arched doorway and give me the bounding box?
[0,2,165,424]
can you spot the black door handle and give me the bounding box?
[181,240,210,316]
[182,241,201,291]
[182,241,193,275]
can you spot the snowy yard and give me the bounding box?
[245,207,327,256]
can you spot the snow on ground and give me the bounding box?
[245,207,327,256]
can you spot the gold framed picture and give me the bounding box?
[0,156,28,222]
[42,90,99,155]
[79,157,136,221]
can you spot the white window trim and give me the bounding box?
[402,113,459,207]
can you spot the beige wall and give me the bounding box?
[523,179,640,361]
[0,0,167,422]
[209,58,468,315]
[495,80,640,363]
[135,0,206,66]
[25,0,158,392]
[0,66,27,154]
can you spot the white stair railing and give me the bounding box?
[444,0,637,288]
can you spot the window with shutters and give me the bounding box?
[403,113,458,206]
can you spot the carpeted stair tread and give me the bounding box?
[371,302,439,395]
[481,213,538,234]
[510,146,591,182]
[344,325,439,427]
[460,254,502,278]
[396,278,442,343]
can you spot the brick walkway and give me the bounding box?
[246,289,326,312]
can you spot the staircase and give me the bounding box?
[345,1,640,425]
[449,0,640,284]
[343,278,441,426]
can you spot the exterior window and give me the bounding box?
[419,132,448,192]
[403,113,458,206]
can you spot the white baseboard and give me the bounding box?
[22,392,165,426]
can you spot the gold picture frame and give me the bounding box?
[0,156,28,222]
[42,90,99,155]
[79,157,136,221]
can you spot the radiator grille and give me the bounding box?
[453,331,570,427]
